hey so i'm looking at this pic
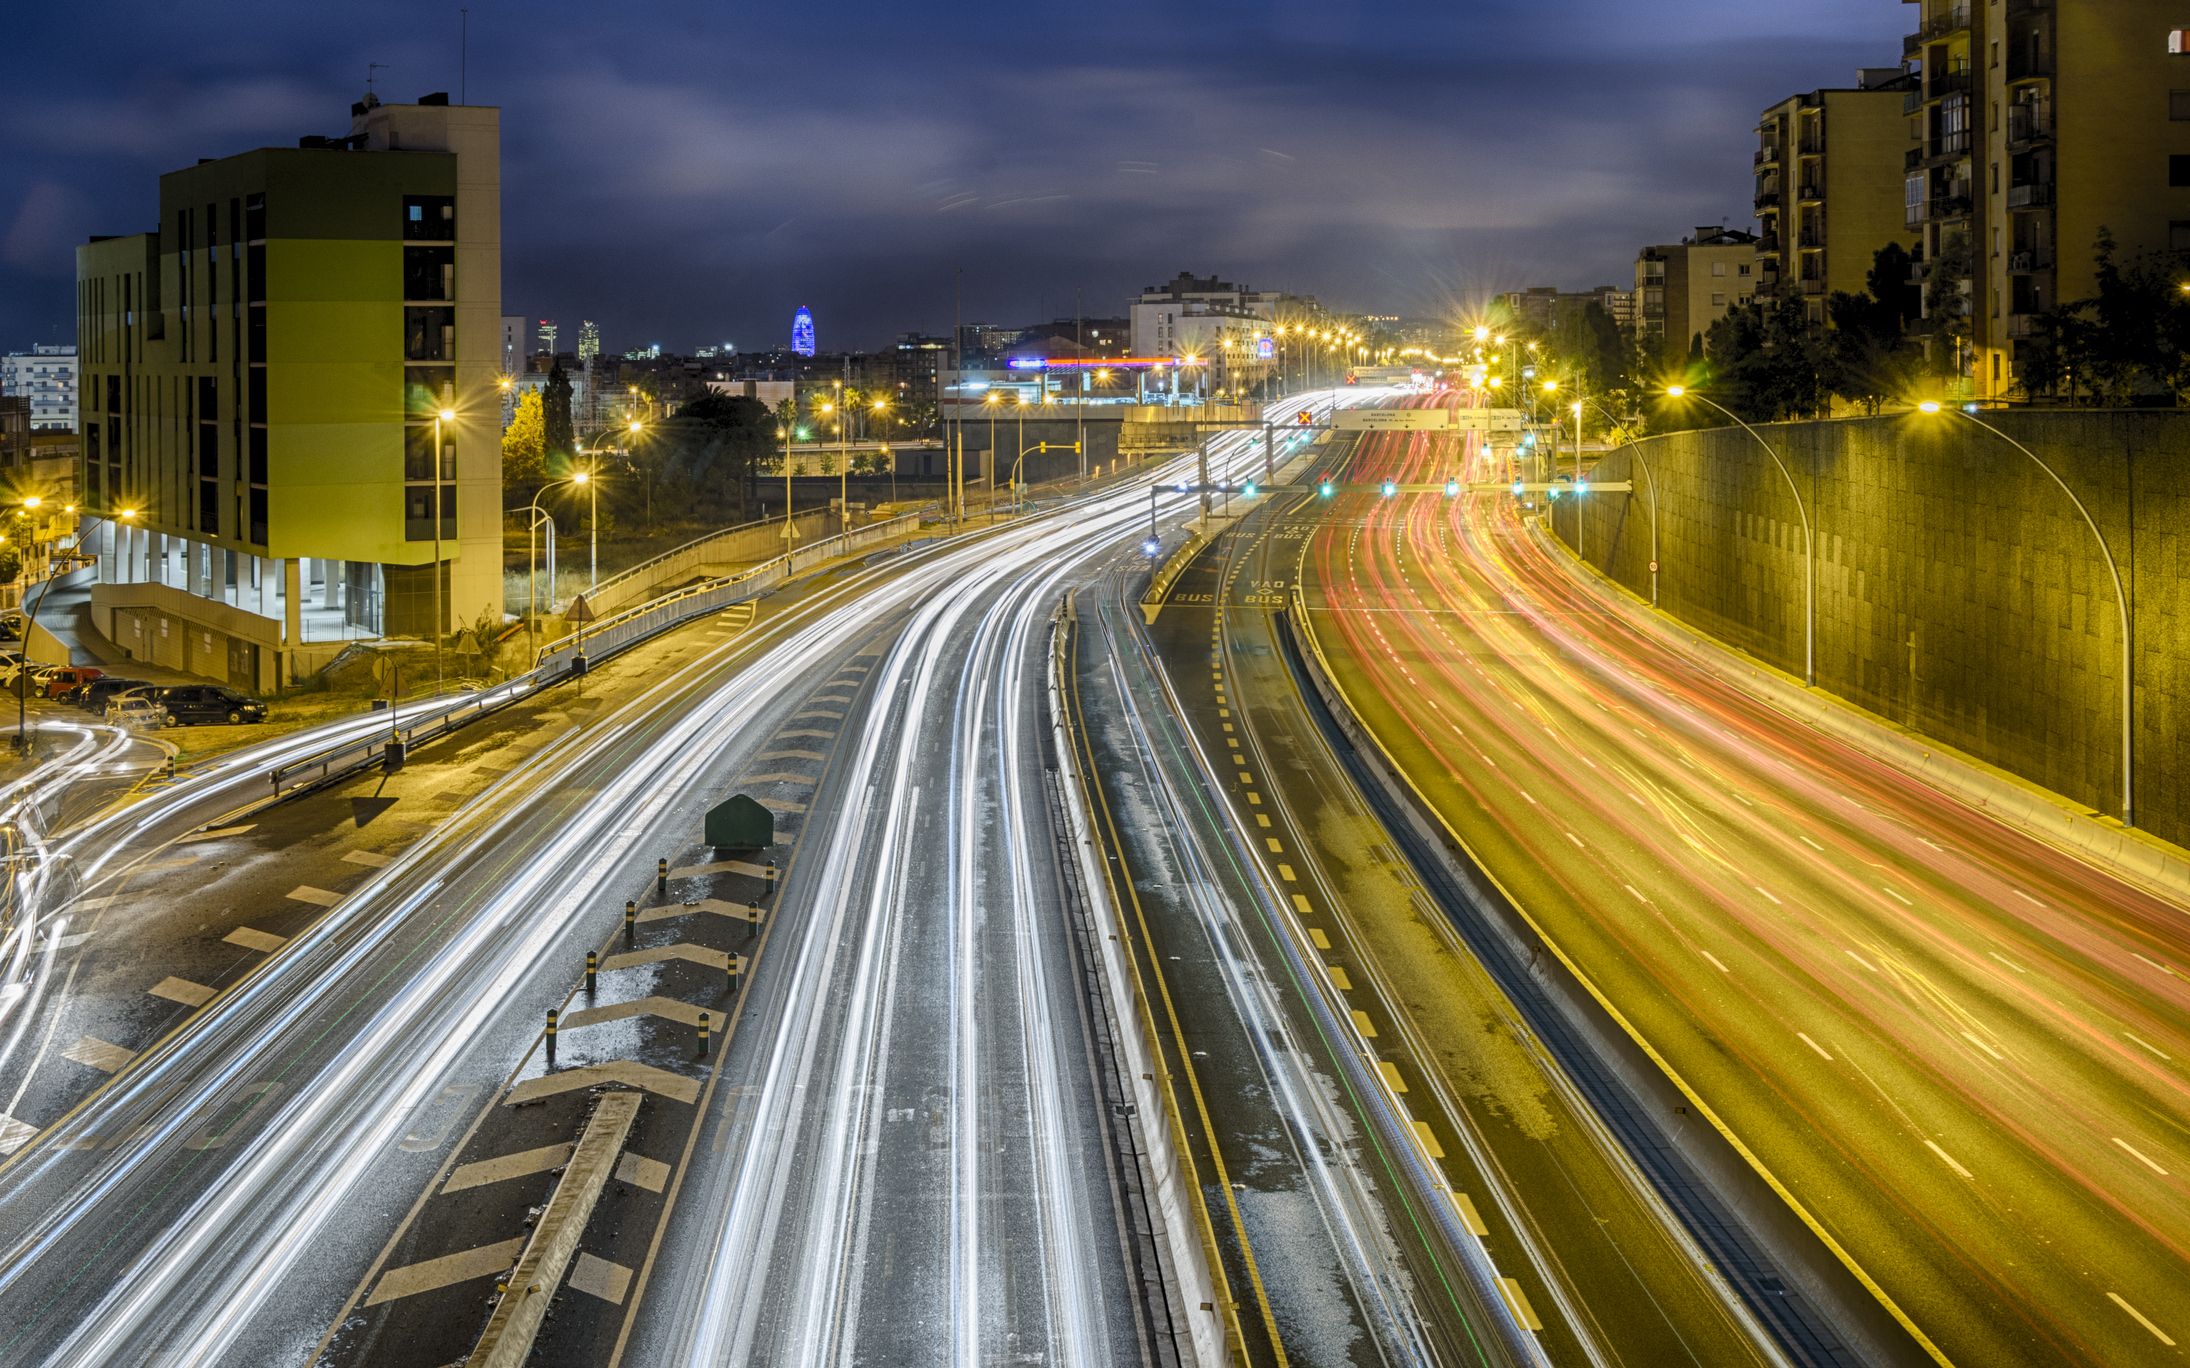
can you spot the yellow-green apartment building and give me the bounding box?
[75,93,502,689]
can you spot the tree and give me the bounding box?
[501,390,547,486]
[650,391,775,524]
[543,364,575,470]
[1822,246,1924,415]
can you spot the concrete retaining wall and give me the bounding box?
[1551,411,2188,843]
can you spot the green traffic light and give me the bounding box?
[1318,481,1334,498]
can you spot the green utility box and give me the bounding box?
[705,794,775,850]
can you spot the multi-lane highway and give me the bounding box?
[1295,399,2190,1367]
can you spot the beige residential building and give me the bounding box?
[1755,72,1919,319]
[1635,226,1759,361]
[1904,0,2190,397]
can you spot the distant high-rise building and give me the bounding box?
[0,344,79,430]
[500,315,526,373]
[537,318,558,353]
[75,91,503,685]
[577,319,600,361]
[1754,71,1917,322]
[1634,226,1759,358]
[1904,0,2190,397]
[1129,272,1282,359]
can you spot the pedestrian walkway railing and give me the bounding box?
[268,511,928,796]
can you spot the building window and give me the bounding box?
[2172,155,2190,187]
[1712,261,1728,277]
[1712,292,1727,306]
[402,196,456,241]
[1738,262,1752,276]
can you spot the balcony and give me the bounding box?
[1755,145,1779,167]
[1798,229,1825,249]
[1905,146,1926,171]
[1800,277,1829,297]
[2007,48,2053,84]
[2007,314,2039,339]
[2007,180,2056,209]
[2006,104,2053,147]
[1928,67,1972,100]
[1755,189,1782,210]
[1928,3,1973,38]
[2007,248,2054,273]
[1929,194,1973,221]
[1758,234,1782,255]
[1929,131,1972,162]
[1797,181,1824,202]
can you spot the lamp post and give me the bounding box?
[1922,401,2134,825]
[1667,386,1815,686]
[983,390,1002,521]
[1574,394,1661,607]
[1011,441,1079,513]
[524,474,582,660]
[19,504,137,752]
[431,406,456,685]
[777,425,798,544]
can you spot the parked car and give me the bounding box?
[76,677,151,712]
[104,695,168,729]
[40,666,102,699]
[152,684,268,726]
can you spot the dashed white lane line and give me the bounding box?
[1959,1030,2005,1062]
[1797,1033,1834,1061]
[342,850,392,869]
[1846,949,1879,973]
[1564,832,1585,850]
[1798,834,1825,852]
[2124,1032,2173,1062]
[223,927,286,954]
[2011,888,2047,909]
[2112,1137,2172,1177]
[1988,951,2029,975]
[61,1036,133,1073]
[1753,885,1783,906]
[286,885,342,908]
[2131,952,2178,978]
[1880,885,1914,907]
[1623,884,1648,903]
[1699,950,1731,974]
[2109,1292,2177,1346]
[1924,1140,1973,1179]
[1516,789,1537,805]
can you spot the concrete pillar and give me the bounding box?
[283,558,302,647]
[321,558,344,610]
[257,554,277,618]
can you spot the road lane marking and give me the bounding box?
[1237,771,1254,784]
[2132,952,2176,977]
[1797,1033,1834,1061]
[0,1114,37,1155]
[779,729,834,741]
[758,749,826,762]
[1516,789,1536,805]
[342,850,392,869]
[1276,864,1297,882]
[223,927,286,954]
[365,1237,526,1306]
[1699,951,1731,974]
[1412,1120,1446,1160]
[2124,1032,2173,1062]
[733,772,814,786]
[1798,834,1824,851]
[561,995,712,1030]
[2112,1137,2171,1176]
[1255,814,1272,828]
[1846,949,1879,973]
[1624,884,1649,903]
[1327,965,1353,991]
[1377,1060,1409,1094]
[1988,951,2029,974]
[182,824,257,843]
[569,1252,635,1305]
[615,1152,670,1193]
[504,1063,700,1107]
[2109,1293,2177,1346]
[1264,838,1283,854]
[443,1142,575,1194]
[790,708,844,722]
[1308,928,1331,950]
[1753,884,1783,906]
[1959,1031,2005,1062]
[286,885,342,908]
[1351,1010,1378,1039]
[1924,1140,1972,1179]
[1245,792,1262,806]
[149,976,215,1008]
[1498,1277,1544,1332]
[2011,888,2046,908]
[1880,885,1914,907]
[61,1036,132,1073]
[1454,1193,1489,1237]
[601,943,741,974]
[1563,832,1585,849]
[1290,894,1314,916]
[668,858,776,879]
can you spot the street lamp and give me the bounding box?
[777,425,798,544]
[983,390,1002,520]
[1917,399,2135,825]
[19,504,137,752]
[432,405,455,685]
[1666,385,1815,686]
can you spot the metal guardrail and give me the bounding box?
[267,511,929,797]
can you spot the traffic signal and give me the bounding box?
[1318,480,1334,498]
[1380,481,1397,498]
[1510,479,1524,498]
[1242,481,1257,497]
[1444,480,1459,497]
[1297,410,1314,425]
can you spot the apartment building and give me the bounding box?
[1904,0,2190,396]
[1,345,79,430]
[1634,226,1760,360]
[1755,72,1919,319]
[75,92,502,688]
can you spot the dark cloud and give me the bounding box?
[0,0,1895,351]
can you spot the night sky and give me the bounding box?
[3,1,1893,353]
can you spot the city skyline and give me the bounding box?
[3,0,1889,351]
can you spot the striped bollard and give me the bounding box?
[545,1008,559,1063]
[698,1011,711,1058]
[656,857,669,897]
[624,900,636,945]
[585,951,598,994]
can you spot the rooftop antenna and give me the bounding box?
[367,62,386,96]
